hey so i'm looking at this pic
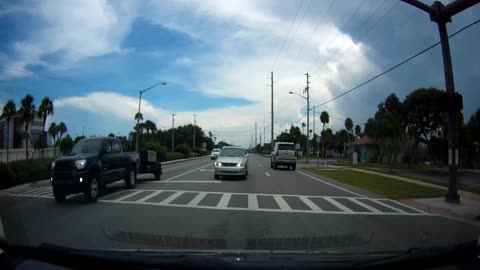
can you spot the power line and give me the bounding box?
[316,18,480,107]
[312,0,401,79]
[280,0,313,61]
[271,0,304,72]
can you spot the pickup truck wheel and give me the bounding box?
[125,167,136,189]
[154,172,161,181]
[84,176,99,202]
[292,164,296,171]
[53,188,66,203]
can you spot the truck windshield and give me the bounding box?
[70,139,102,154]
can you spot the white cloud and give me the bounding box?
[174,56,193,66]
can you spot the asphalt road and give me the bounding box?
[0,154,479,253]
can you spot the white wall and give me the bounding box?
[0,147,62,162]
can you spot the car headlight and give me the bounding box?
[51,161,56,170]
[75,159,87,170]
[236,160,246,167]
[214,161,222,167]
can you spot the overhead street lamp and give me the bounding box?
[289,88,310,164]
[135,82,167,152]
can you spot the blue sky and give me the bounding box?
[1,0,479,147]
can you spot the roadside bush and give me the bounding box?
[166,152,185,161]
[0,162,15,189]
[175,144,191,158]
[144,142,168,161]
[193,148,203,154]
[9,158,53,185]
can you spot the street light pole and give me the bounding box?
[135,82,167,152]
[171,114,175,152]
[193,114,196,157]
[305,73,310,164]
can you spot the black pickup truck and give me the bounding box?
[50,137,161,203]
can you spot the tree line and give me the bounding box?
[1,94,69,161]
[273,87,479,169]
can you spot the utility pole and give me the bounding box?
[271,72,274,149]
[402,0,479,203]
[193,114,196,157]
[171,114,175,152]
[313,105,316,157]
[255,122,257,149]
[305,73,310,164]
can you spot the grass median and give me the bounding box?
[303,168,445,199]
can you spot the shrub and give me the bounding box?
[166,152,185,161]
[0,162,16,189]
[144,142,168,161]
[9,158,53,185]
[175,144,192,157]
[193,148,203,154]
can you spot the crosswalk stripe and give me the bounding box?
[273,195,291,211]
[135,191,163,203]
[11,188,431,216]
[298,196,324,212]
[248,194,259,209]
[112,190,144,202]
[159,191,185,205]
[323,197,354,213]
[217,193,232,209]
[348,198,381,213]
[187,192,208,207]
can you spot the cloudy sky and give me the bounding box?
[1,0,479,147]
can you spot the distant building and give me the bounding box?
[0,111,52,150]
[354,136,379,164]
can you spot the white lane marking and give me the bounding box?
[159,191,185,205]
[265,172,271,177]
[149,180,221,184]
[248,194,259,209]
[199,169,215,172]
[22,187,51,196]
[162,161,209,172]
[323,197,354,213]
[296,170,367,198]
[273,195,292,211]
[366,199,407,214]
[136,191,163,203]
[112,190,144,202]
[11,188,432,216]
[348,198,381,213]
[382,199,429,215]
[187,192,208,207]
[217,193,232,209]
[164,163,212,181]
[298,196,324,212]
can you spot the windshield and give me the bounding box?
[70,139,101,155]
[278,144,294,151]
[219,148,245,157]
[1,1,480,267]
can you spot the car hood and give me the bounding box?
[57,153,96,161]
[216,157,244,163]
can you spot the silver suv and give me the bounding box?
[270,142,296,170]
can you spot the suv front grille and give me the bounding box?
[55,160,73,171]
[222,163,237,167]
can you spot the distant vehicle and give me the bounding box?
[331,150,341,159]
[271,142,296,170]
[214,147,248,179]
[50,137,161,203]
[211,148,221,159]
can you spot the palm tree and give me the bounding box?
[354,124,361,139]
[37,97,54,158]
[1,100,16,162]
[19,94,35,159]
[58,122,67,141]
[344,118,353,142]
[301,122,306,134]
[144,120,156,134]
[48,122,58,157]
[134,112,143,122]
[320,111,329,131]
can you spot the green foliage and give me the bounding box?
[166,152,185,161]
[0,162,15,189]
[175,144,192,157]
[59,135,74,155]
[144,141,168,161]
[9,159,53,185]
[108,133,115,137]
[320,111,329,131]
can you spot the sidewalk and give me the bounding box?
[299,162,480,226]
